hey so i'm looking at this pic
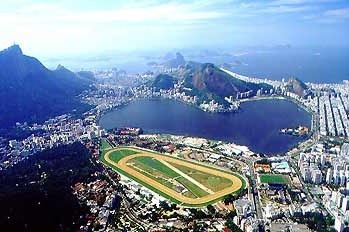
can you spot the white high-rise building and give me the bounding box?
[334,173,341,186]
[336,163,344,172]
[337,195,343,209]
[320,154,327,167]
[312,170,322,184]
[330,191,340,205]
[341,143,349,157]
[315,155,321,165]
[340,170,347,186]
[298,153,305,167]
[332,191,338,203]
[345,164,349,171]
[302,167,312,182]
[326,169,334,184]
[342,196,349,212]
[335,215,344,232]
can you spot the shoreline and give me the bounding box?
[239,95,287,103]
[241,95,315,130]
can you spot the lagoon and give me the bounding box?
[99,98,312,154]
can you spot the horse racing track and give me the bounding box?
[101,146,246,207]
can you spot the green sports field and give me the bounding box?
[259,174,290,185]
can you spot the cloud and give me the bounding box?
[324,8,349,19]
[84,4,225,23]
[302,7,349,23]
[0,0,348,57]
[269,0,334,5]
[0,1,230,56]
[237,0,315,16]
[259,5,312,14]
[302,14,318,20]
[2,1,226,25]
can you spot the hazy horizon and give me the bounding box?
[0,0,348,60]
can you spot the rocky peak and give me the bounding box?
[1,44,23,56]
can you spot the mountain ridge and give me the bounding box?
[0,45,92,128]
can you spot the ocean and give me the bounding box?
[187,46,349,83]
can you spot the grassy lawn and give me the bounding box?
[176,176,209,198]
[128,156,180,190]
[130,156,180,178]
[129,156,210,198]
[131,165,176,191]
[101,139,112,151]
[259,174,291,185]
[183,191,197,199]
[169,162,233,192]
[108,149,139,163]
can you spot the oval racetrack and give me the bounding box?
[104,146,245,206]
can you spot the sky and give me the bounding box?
[0,0,348,57]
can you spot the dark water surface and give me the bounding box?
[99,99,312,154]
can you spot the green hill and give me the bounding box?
[286,78,309,97]
[181,63,272,105]
[152,74,177,90]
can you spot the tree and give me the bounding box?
[207,205,216,215]
[227,210,237,219]
[225,219,243,232]
[224,194,235,205]
[159,200,170,210]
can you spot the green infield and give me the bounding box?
[127,156,211,198]
[108,149,139,163]
[130,156,180,178]
[168,161,233,192]
[259,174,291,185]
[127,156,180,191]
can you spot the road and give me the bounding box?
[238,156,264,219]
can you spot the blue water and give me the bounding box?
[230,48,349,83]
[43,46,349,83]
[188,47,349,84]
[99,99,312,155]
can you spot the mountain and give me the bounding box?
[285,78,309,97]
[76,71,96,81]
[181,63,272,105]
[164,52,186,69]
[0,45,92,128]
[162,52,175,60]
[152,74,177,90]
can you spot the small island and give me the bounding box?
[280,125,309,136]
